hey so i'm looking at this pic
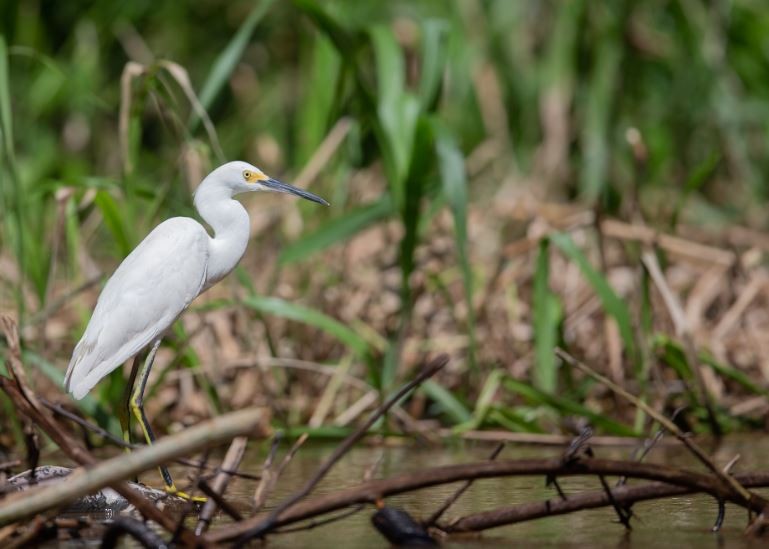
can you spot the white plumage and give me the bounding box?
[64,160,328,401]
[64,218,209,399]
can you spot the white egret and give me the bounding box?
[64,161,328,498]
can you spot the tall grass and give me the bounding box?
[2,0,769,438]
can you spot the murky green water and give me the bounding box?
[150,435,769,547]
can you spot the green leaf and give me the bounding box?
[532,239,562,393]
[94,190,134,257]
[551,232,638,372]
[0,35,15,166]
[371,25,420,196]
[370,25,404,107]
[243,295,370,358]
[579,4,623,201]
[699,352,769,398]
[418,20,448,109]
[433,120,476,368]
[279,196,393,265]
[296,34,342,164]
[421,379,472,424]
[189,0,277,131]
[503,377,638,436]
[456,369,503,431]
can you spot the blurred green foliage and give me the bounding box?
[2,0,769,438]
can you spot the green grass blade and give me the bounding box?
[532,239,562,393]
[371,25,420,196]
[418,20,448,109]
[503,377,637,436]
[550,232,638,370]
[433,120,476,369]
[189,0,277,131]
[0,36,15,167]
[279,196,393,265]
[700,353,769,397]
[243,295,370,358]
[421,379,472,424]
[579,4,623,201]
[456,368,503,431]
[94,190,134,257]
[370,24,404,107]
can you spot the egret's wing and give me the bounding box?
[65,217,209,400]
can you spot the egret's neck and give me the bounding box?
[194,183,250,288]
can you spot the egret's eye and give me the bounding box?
[243,170,253,182]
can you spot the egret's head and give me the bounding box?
[203,161,329,206]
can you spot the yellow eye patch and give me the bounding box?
[242,170,267,183]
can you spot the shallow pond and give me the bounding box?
[143,434,769,548]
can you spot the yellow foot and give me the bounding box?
[164,485,207,503]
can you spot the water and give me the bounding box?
[150,435,769,547]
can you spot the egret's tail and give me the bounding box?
[64,340,98,400]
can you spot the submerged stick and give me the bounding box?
[0,408,264,526]
[446,472,769,533]
[424,442,505,526]
[208,458,769,542]
[228,354,449,544]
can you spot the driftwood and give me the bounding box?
[4,465,170,513]
[0,408,265,526]
[206,458,769,542]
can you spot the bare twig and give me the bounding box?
[0,407,264,525]
[445,471,769,533]
[195,436,248,535]
[442,429,659,447]
[252,433,283,511]
[424,442,504,526]
[0,316,199,543]
[42,399,259,481]
[641,251,721,435]
[253,433,308,512]
[228,354,449,544]
[197,480,243,522]
[555,348,767,511]
[101,516,169,549]
[273,506,365,534]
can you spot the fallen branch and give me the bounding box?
[195,436,248,535]
[0,317,199,543]
[225,354,449,544]
[0,407,264,526]
[555,348,768,513]
[445,471,769,533]
[424,442,504,526]
[207,457,769,543]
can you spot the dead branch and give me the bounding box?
[0,317,199,544]
[424,442,504,526]
[207,457,769,543]
[195,436,248,535]
[100,516,169,549]
[444,471,769,533]
[0,407,264,526]
[555,348,768,513]
[224,354,449,543]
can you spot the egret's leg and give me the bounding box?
[120,355,142,452]
[129,339,205,502]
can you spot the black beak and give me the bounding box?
[264,178,329,206]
